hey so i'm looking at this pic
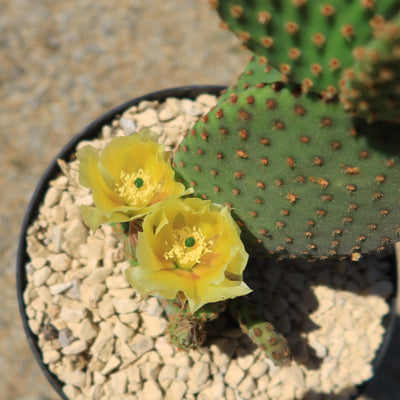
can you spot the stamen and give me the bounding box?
[164,227,213,270]
[115,169,161,206]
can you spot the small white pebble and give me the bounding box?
[44,186,62,207]
[225,360,245,387]
[119,117,137,135]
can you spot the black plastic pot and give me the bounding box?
[16,85,225,400]
[17,85,399,400]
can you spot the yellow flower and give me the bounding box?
[125,198,252,312]
[77,130,189,230]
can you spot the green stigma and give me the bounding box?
[134,177,144,188]
[185,237,196,248]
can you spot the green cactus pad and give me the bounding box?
[212,0,398,98]
[340,13,400,123]
[174,84,400,259]
[229,300,292,367]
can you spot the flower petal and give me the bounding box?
[77,146,122,209]
[188,278,252,312]
[100,135,163,181]
[125,267,191,301]
[81,205,132,231]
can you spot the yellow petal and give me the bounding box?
[81,205,131,231]
[225,244,250,276]
[136,229,175,272]
[189,278,252,312]
[125,267,190,300]
[77,146,122,209]
[100,135,163,181]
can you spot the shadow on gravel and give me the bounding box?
[203,251,398,400]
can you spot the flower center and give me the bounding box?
[134,177,144,188]
[164,226,213,270]
[115,169,161,207]
[185,237,196,247]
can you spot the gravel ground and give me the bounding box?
[1,1,399,399]
[22,96,395,400]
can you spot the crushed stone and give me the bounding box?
[23,94,394,400]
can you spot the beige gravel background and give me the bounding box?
[1,1,398,399]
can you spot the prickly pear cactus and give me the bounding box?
[174,83,400,259]
[211,0,399,98]
[340,13,400,123]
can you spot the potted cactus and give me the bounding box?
[18,1,400,399]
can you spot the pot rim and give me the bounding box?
[16,85,226,399]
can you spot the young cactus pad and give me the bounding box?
[212,0,399,97]
[340,13,400,124]
[174,84,400,259]
[229,299,292,367]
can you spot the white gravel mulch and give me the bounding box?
[23,94,394,400]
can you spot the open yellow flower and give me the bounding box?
[125,198,252,312]
[77,130,188,230]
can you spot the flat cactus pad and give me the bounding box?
[212,0,399,97]
[174,84,400,259]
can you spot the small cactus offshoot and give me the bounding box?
[230,299,292,367]
[340,13,400,123]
